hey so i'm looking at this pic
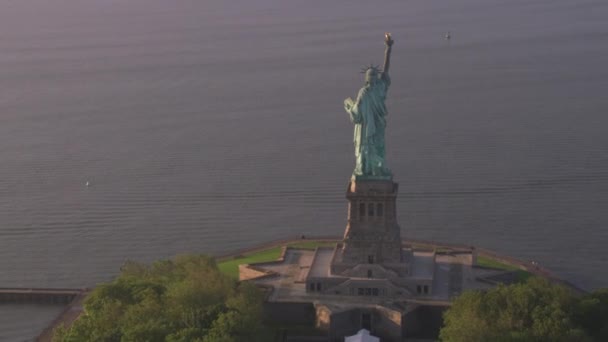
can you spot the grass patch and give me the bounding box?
[217,240,338,279]
[218,247,282,279]
[477,256,520,271]
[477,256,534,284]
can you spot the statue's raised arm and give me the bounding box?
[382,32,394,77]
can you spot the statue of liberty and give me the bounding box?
[344,33,394,178]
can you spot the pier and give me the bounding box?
[0,287,84,304]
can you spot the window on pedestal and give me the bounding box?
[359,203,365,218]
[377,203,383,217]
[368,255,374,264]
[417,285,422,294]
[316,283,321,292]
[423,285,429,294]
[309,283,315,292]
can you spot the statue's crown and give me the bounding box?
[360,64,380,74]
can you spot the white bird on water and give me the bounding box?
[445,31,451,40]
[85,181,90,187]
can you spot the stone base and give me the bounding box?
[340,178,403,265]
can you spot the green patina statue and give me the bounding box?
[344,33,394,179]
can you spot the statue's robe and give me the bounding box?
[345,74,391,176]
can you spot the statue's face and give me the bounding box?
[365,68,378,85]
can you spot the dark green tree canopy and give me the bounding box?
[54,255,266,342]
[440,277,608,342]
[573,288,608,341]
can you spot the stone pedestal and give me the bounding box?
[332,177,406,276]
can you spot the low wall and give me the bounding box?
[264,302,316,326]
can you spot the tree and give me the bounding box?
[574,288,608,341]
[53,255,266,342]
[439,277,591,342]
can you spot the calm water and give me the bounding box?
[1,0,608,339]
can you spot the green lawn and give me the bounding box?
[217,240,337,279]
[477,255,533,283]
[477,256,520,270]
[218,247,282,279]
